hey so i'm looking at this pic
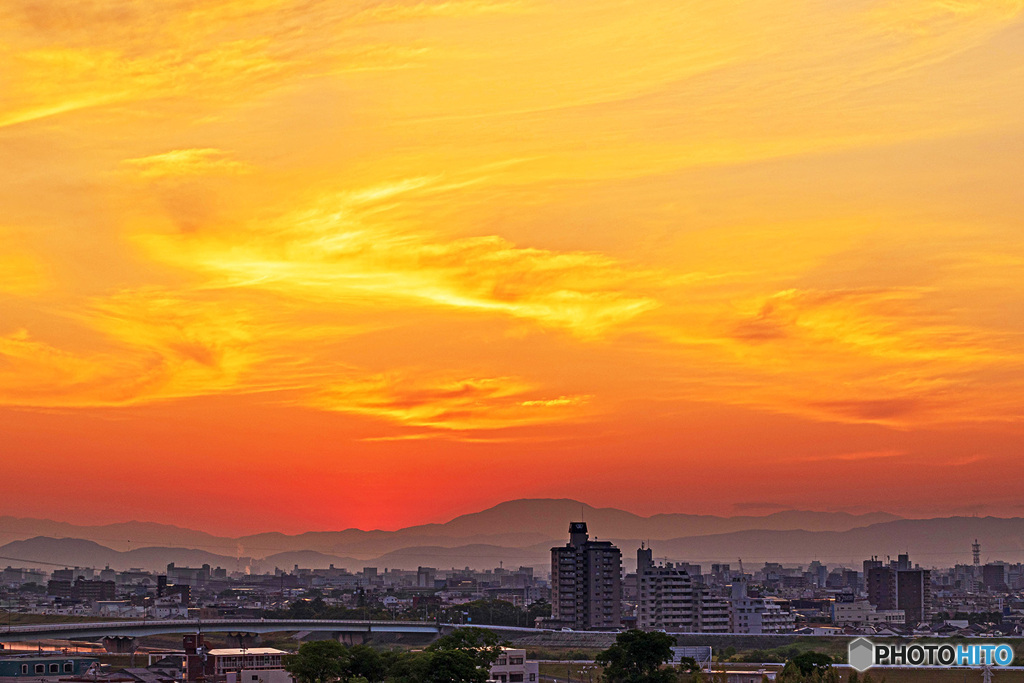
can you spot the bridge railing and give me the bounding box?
[3,618,441,634]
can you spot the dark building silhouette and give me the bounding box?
[866,560,930,624]
[983,564,1007,592]
[637,544,653,577]
[550,522,621,630]
[867,566,896,611]
[896,569,930,623]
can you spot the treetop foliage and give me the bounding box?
[596,629,677,683]
[285,628,504,683]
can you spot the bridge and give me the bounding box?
[0,619,444,651]
[0,619,543,651]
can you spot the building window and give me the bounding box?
[510,675,524,682]
[35,665,44,674]
[510,658,523,665]
[22,665,28,674]
[530,675,536,681]
[50,664,60,673]
[64,664,74,673]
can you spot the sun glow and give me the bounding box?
[2,0,1024,530]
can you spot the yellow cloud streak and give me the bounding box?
[123,149,252,178]
[308,373,592,431]
[0,296,252,408]
[138,177,660,338]
[0,0,519,132]
[648,280,1024,429]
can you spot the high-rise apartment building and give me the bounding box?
[638,563,694,631]
[867,566,896,610]
[550,522,621,630]
[635,550,729,634]
[982,564,1008,592]
[865,559,930,624]
[895,569,931,624]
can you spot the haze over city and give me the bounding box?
[2,0,1024,537]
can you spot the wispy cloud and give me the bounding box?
[123,149,252,178]
[139,176,661,338]
[308,372,592,430]
[801,449,907,463]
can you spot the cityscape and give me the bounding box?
[4,0,1024,681]
[5,507,1024,681]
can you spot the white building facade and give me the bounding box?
[728,582,795,634]
[488,648,538,683]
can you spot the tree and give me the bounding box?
[383,651,431,683]
[421,650,489,683]
[526,600,552,625]
[285,641,348,683]
[595,630,677,683]
[788,652,832,676]
[676,657,700,674]
[776,664,803,683]
[427,627,505,669]
[344,645,387,682]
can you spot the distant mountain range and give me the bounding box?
[0,498,899,557]
[1,499,1017,572]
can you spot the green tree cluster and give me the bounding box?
[269,595,391,621]
[285,628,505,683]
[441,599,551,628]
[595,630,677,683]
[270,596,549,627]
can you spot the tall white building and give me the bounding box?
[638,564,694,631]
[636,558,730,633]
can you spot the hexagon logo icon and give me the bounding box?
[848,638,874,672]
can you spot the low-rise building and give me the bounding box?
[831,599,905,627]
[184,635,290,683]
[729,583,794,634]
[488,648,537,683]
[0,653,99,683]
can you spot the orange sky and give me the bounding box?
[2,0,1024,536]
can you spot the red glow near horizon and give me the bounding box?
[2,1,1024,533]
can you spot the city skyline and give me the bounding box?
[2,1,1024,533]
